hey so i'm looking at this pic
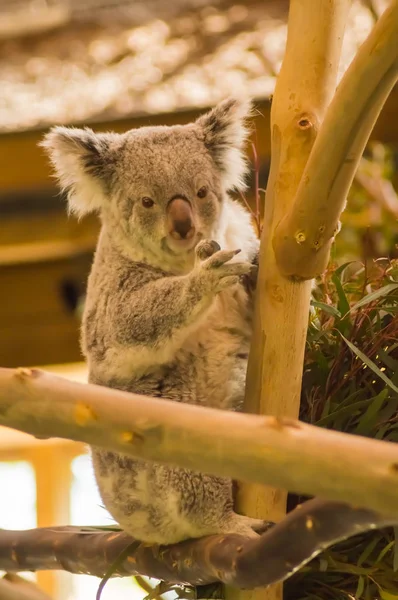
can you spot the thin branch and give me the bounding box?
[1,368,398,517]
[273,1,398,279]
[0,499,396,588]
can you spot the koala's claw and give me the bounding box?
[205,249,242,269]
[195,239,221,260]
[194,240,251,294]
[220,514,274,538]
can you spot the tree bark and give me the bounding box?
[273,0,398,278]
[236,2,351,599]
[1,368,398,516]
[0,499,396,589]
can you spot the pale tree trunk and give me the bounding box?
[273,1,398,277]
[233,2,352,600]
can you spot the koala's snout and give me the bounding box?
[167,197,195,241]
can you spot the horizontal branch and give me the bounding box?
[0,498,396,588]
[273,0,398,279]
[1,368,398,517]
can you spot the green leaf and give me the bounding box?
[340,335,398,394]
[355,389,388,436]
[332,273,350,316]
[375,540,395,564]
[311,301,341,318]
[350,283,398,312]
[376,424,393,440]
[380,589,398,600]
[378,397,398,424]
[335,261,355,279]
[338,389,366,409]
[357,535,381,566]
[378,349,398,372]
[355,576,365,598]
[316,399,374,427]
[315,351,331,372]
[394,527,398,572]
[365,584,373,600]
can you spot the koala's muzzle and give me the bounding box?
[167,197,195,241]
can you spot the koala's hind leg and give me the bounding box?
[220,513,273,538]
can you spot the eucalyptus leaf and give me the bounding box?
[394,527,398,572]
[340,335,398,394]
[311,301,342,318]
[355,576,365,599]
[350,283,398,311]
[335,261,355,279]
[378,349,398,372]
[316,399,374,427]
[355,389,388,436]
[375,540,395,564]
[357,535,381,566]
[332,273,350,317]
[379,589,398,600]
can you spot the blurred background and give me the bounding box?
[0,0,397,598]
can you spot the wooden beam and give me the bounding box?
[0,238,94,267]
[0,104,270,197]
[1,90,397,198]
[0,255,91,367]
[31,445,73,599]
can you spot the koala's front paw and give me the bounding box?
[194,239,252,294]
[220,513,274,538]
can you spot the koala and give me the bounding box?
[42,98,265,544]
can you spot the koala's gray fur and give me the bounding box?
[41,98,264,544]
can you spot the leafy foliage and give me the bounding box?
[337,143,398,263]
[286,258,398,600]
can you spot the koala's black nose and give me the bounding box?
[173,218,193,239]
[167,197,196,241]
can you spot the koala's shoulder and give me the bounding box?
[91,248,168,297]
[117,261,168,294]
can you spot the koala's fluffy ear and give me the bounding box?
[196,98,252,191]
[40,126,117,217]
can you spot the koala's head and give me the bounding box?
[41,98,252,262]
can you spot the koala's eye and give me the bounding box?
[141,196,154,208]
[197,186,208,199]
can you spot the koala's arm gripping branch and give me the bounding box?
[1,368,398,517]
[273,0,398,279]
[0,498,395,588]
[113,246,249,360]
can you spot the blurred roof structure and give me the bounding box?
[0,0,391,133]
